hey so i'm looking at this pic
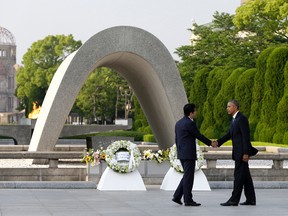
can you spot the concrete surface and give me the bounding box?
[0,186,286,216]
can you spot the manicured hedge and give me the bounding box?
[143,134,156,143]
[274,61,288,143]
[235,68,256,119]
[200,67,231,138]
[256,46,288,142]
[189,68,210,128]
[249,47,276,140]
[213,67,246,134]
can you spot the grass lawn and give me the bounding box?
[139,140,288,149]
[199,140,288,148]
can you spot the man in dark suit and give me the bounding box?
[216,100,258,206]
[172,103,215,206]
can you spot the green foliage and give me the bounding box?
[75,67,125,123]
[235,68,256,119]
[189,68,209,128]
[16,34,82,115]
[234,0,288,45]
[213,68,245,134]
[143,134,156,143]
[200,67,230,138]
[256,46,288,142]
[132,98,151,133]
[283,132,288,144]
[274,62,288,143]
[249,47,276,140]
[176,12,257,98]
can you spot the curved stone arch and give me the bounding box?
[28,26,187,151]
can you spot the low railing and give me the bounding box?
[0,152,83,168]
[204,152,288,169]
[0,145,287,182]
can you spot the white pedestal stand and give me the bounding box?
[97,167,146,191]
[160,167,211,191]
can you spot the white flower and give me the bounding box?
[105,140,141,173]
[143,149,153,160]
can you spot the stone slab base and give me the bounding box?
[97,167,146,191]
[0,181,96,189]
[160,168,211,191]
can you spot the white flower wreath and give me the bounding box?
[169,141,205,173]
[105,140,141,173]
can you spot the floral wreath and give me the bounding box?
[105,140,141,173]
[169,141,205,173]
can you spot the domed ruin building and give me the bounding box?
[0,26,20,124]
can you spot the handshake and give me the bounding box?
[211,140,218,148]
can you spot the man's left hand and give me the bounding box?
[242,154,249,162]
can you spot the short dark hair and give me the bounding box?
[183,103,196,116]
[229,99,240,109]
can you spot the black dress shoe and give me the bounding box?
[185,201,201,206]
[172,198,182,205]
[220,201,238,206]
[240,201,256,206]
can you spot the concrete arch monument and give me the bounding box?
[28,26,188,152]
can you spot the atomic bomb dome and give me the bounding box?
[0,26,16,45]
[0,26,19,124]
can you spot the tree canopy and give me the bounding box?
[16,34,82,115]
[234,0,288,44]
[75,67,131,124]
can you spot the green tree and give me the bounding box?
[176,12,238,97]
[16,35,82,116]
[274,61,288,143]
[255,46,288,142]
[249,47,276,140]
[234,68,256,120]
[76,67,131,124]
[189,68,210,128]
[213,67,246,134]
[234,0,288,45]
[200,67,230,138]
[132,98,152,133]
[176,11,260,98]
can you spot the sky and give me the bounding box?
[1,0,240,64]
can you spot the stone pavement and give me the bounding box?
[0,186,287,216]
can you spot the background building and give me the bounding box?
[0,26,20,124]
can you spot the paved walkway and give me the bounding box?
[0,186,287,216]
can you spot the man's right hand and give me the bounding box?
[211,140,218,148]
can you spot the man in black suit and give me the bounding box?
[215,100,258,206]
[172,103,216,206]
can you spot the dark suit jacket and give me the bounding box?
[217,112,258,160]
[175,116,211,160]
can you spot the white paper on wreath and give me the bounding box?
[116,151,130,162]
[128,149,135,171]
[97,167,146,191]
[160,167,211,191]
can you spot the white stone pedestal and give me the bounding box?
[97,167,146,191]
[160,167,211,191]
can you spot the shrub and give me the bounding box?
[189,68,209,128]
[256,46,288,142]
[250,47,275,140]
[213,67,246,134]
[274,62,288,143]
[201,67,232,138]
[143,134,156,142]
